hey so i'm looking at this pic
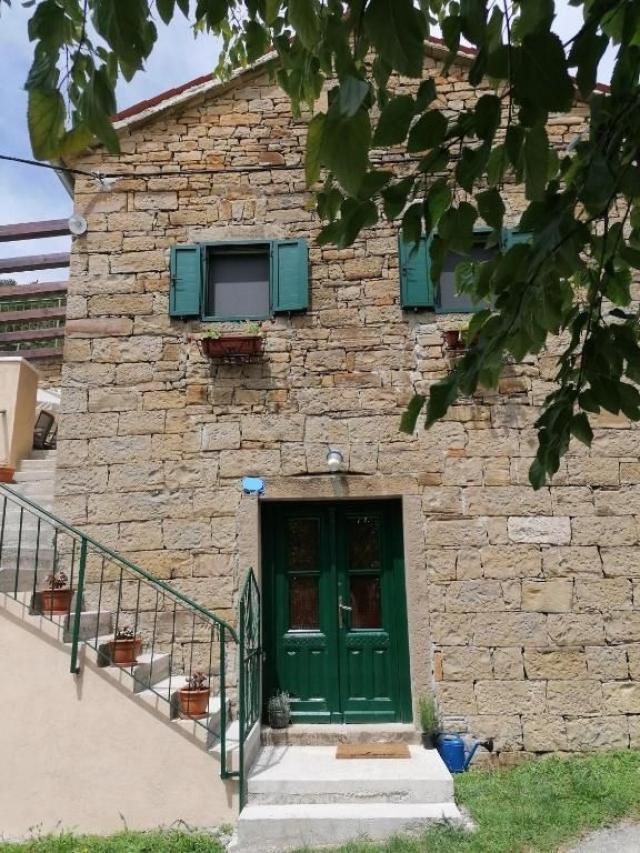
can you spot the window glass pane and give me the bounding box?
[350,575,381,629]
[348,516,382,571]
[438,243,497,313]
[289,575,319,630]
[206,249,270,318]
[287,518,320,572]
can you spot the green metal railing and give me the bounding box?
[0,483,261,807]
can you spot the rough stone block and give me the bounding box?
[521,579,573,612]
[524,649,587,680]
[508,517,571,545]
[522,716,568,752]
[475,680,546,715]
[546,680,603,714]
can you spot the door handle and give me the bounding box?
[338,595,352,629]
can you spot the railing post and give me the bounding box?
[219,626,228,777]
[239,588,246,810]
[69,536,87,674]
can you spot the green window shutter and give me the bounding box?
[272,239,309,313]
[398,234,432,309]
[169,244,202,318]
[503,229,532,249]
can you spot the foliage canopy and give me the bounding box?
[7,0,640,486]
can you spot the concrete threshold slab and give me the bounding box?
[261,721,419,745]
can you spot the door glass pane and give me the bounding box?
[289,575,319,629]
[348,516,382,571]
[350,575,381,629]
[287,518,319,571]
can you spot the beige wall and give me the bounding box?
[53,49,640,757]
[0,596,235,840]
[0,357,38,467]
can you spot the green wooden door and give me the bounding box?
[262,501,412,724]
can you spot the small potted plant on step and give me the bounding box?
[0,459,15,483]
[40,570,73,615]
[418,693,440,749]
[268,691,291,729]
[178,671,211,719]
[109,625,142,666]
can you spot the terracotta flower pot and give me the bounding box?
[40,588,74,615]
[109,637,142,666]
[444,330,461,350]
[201,336,263,358]
[178,687,211,719]
[0,464,15,484]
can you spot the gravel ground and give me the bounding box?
[568,822,640,852]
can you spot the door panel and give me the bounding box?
[262,501,411,724]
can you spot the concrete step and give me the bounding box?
[9,483,55,498]
[0,567,40,593]
[27,450,57,461]
[248,745,453,805]
[231,801,464,852]
[261,722,420,746]
[17,459,57,472]
[0,547,56,570]
[12,470,56,483]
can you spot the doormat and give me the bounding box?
[336,742,411,759]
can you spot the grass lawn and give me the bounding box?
[2,751,640,853]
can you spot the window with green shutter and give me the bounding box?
[397,228,531,314]
[169,239,309,321]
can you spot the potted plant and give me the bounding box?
[200,321,263,358]
[268,691,291,729]
[109,626,142,666]
[444,329,463,350]
[0,462,14,483]
[418,693,440,749]
[178,671,211,719]
[40,570,73,615]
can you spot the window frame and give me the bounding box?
[200,239,274,323]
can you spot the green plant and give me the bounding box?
[114,626,136,641]
[418,693,439,736]
[242,321,262,337]
[185,671,208,691]
[201,328,222,340]
[43,570,69,590]
[267,691,290,716]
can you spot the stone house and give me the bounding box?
[55,40,640,760]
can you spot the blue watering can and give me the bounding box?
[437,733,494,773]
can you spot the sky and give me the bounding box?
[0,3,614,284]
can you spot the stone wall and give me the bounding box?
[56,48,640,755]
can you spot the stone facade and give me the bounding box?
[57,46,640,756]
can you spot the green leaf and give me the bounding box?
[474,94,501,142]
[416,79,436,111]
[438,202,478,253]
[425,375,459,428]
[382,177,414,219]
[373,95,415,146]
[476,187,505,229]
[322,109,371,195]
[425,179,452,230]
[156,0,175,25]
[288,0,320,50]
[570,412,593,447]
[528,457,547,489]
[401,203,423,246]
[580,151,616,214]
[336,76,370,119]
[265,0,282,25]
[407,110,447,153]
[568,25,608,98]
[524,124,549,201]
[28,88,65,159]
[400,394,426,433]
[456,143,490,193]
[364,0,427,78]
[515,32,575,112]
[305,113,325,186]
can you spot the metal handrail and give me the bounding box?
[0,483,265,804]
[0,484,237,640]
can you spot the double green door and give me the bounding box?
[262,500,412,723]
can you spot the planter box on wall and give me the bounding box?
[201,336,263,359]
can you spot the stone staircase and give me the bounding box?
[0,462,256,779]
[231,742,464,851]
[0,450,57,591]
